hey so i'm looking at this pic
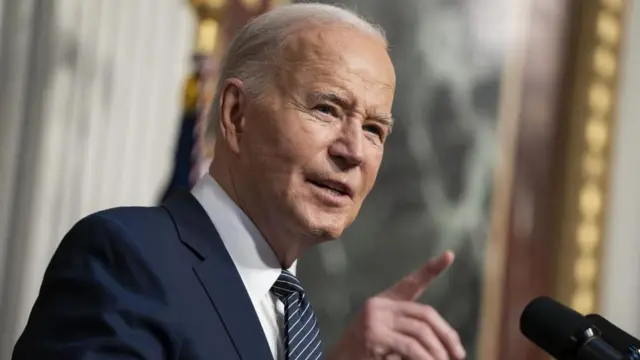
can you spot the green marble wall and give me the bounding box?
[297,1,509,357]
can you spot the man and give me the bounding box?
[13,3,467,360]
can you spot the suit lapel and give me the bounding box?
[163,191,273,360]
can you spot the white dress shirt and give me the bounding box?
[191,174,295,360]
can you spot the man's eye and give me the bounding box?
[314,104,338,116]
[363,124,384,139]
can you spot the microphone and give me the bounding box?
[586,314,640,359]
[520,296,628,360]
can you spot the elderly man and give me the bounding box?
[13,3,466,360]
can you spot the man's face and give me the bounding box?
[227,25,395,242]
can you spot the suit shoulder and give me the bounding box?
[47,205,184,293]
[91,205,171,230]
[60,205,177,255]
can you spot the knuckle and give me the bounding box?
[434,344,449,360]
[362,297,388,321]
[397,337,420,356]
[448,329,461,342]
[363,298,379,313]
[364,296,385,310]
[422,304,437,317]
[424,337,447,359]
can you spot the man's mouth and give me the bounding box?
[308,179,354,199]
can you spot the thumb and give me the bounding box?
[381,251,455,301]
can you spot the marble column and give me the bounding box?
[0,1,194,357]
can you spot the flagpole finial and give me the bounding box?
[189,0,228,19]
[188,0,228,55]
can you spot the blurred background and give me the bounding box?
[0,0,638,359]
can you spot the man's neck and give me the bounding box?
[209,163,302,268]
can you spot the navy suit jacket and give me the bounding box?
[12,191,274,360]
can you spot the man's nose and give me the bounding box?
[328,120,365,169]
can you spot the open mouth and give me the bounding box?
[309,179,353,199]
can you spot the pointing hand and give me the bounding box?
[328,251,466,360]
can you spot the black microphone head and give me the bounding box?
[520,296,596,359]
[586,314,640,354]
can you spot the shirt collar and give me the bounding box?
[191,174,296,306]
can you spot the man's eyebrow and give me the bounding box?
[308,91,352,108]
[309,91,394,131]
[371,113,395,132]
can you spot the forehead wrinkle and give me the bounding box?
[298,67,393,99]
[301,72,394,115]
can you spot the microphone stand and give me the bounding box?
[575,326,637,360]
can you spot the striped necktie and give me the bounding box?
[271,270,323,360]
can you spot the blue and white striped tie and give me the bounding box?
[271,270,323,360]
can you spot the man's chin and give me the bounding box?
[304,228,343,244]
[304,217,350,242]
[290,202,353,241]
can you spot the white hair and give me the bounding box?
[207,2,387,138]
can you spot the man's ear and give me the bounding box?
[217,78,246,154]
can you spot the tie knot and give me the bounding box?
[271,270,303,300]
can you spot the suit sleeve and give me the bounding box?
[12,214,182,360]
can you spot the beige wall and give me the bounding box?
[600,0,640,338]
[0,0,194,358]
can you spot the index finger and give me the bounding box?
[382,251,455,301]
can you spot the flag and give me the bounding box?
[159,55,215,203]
